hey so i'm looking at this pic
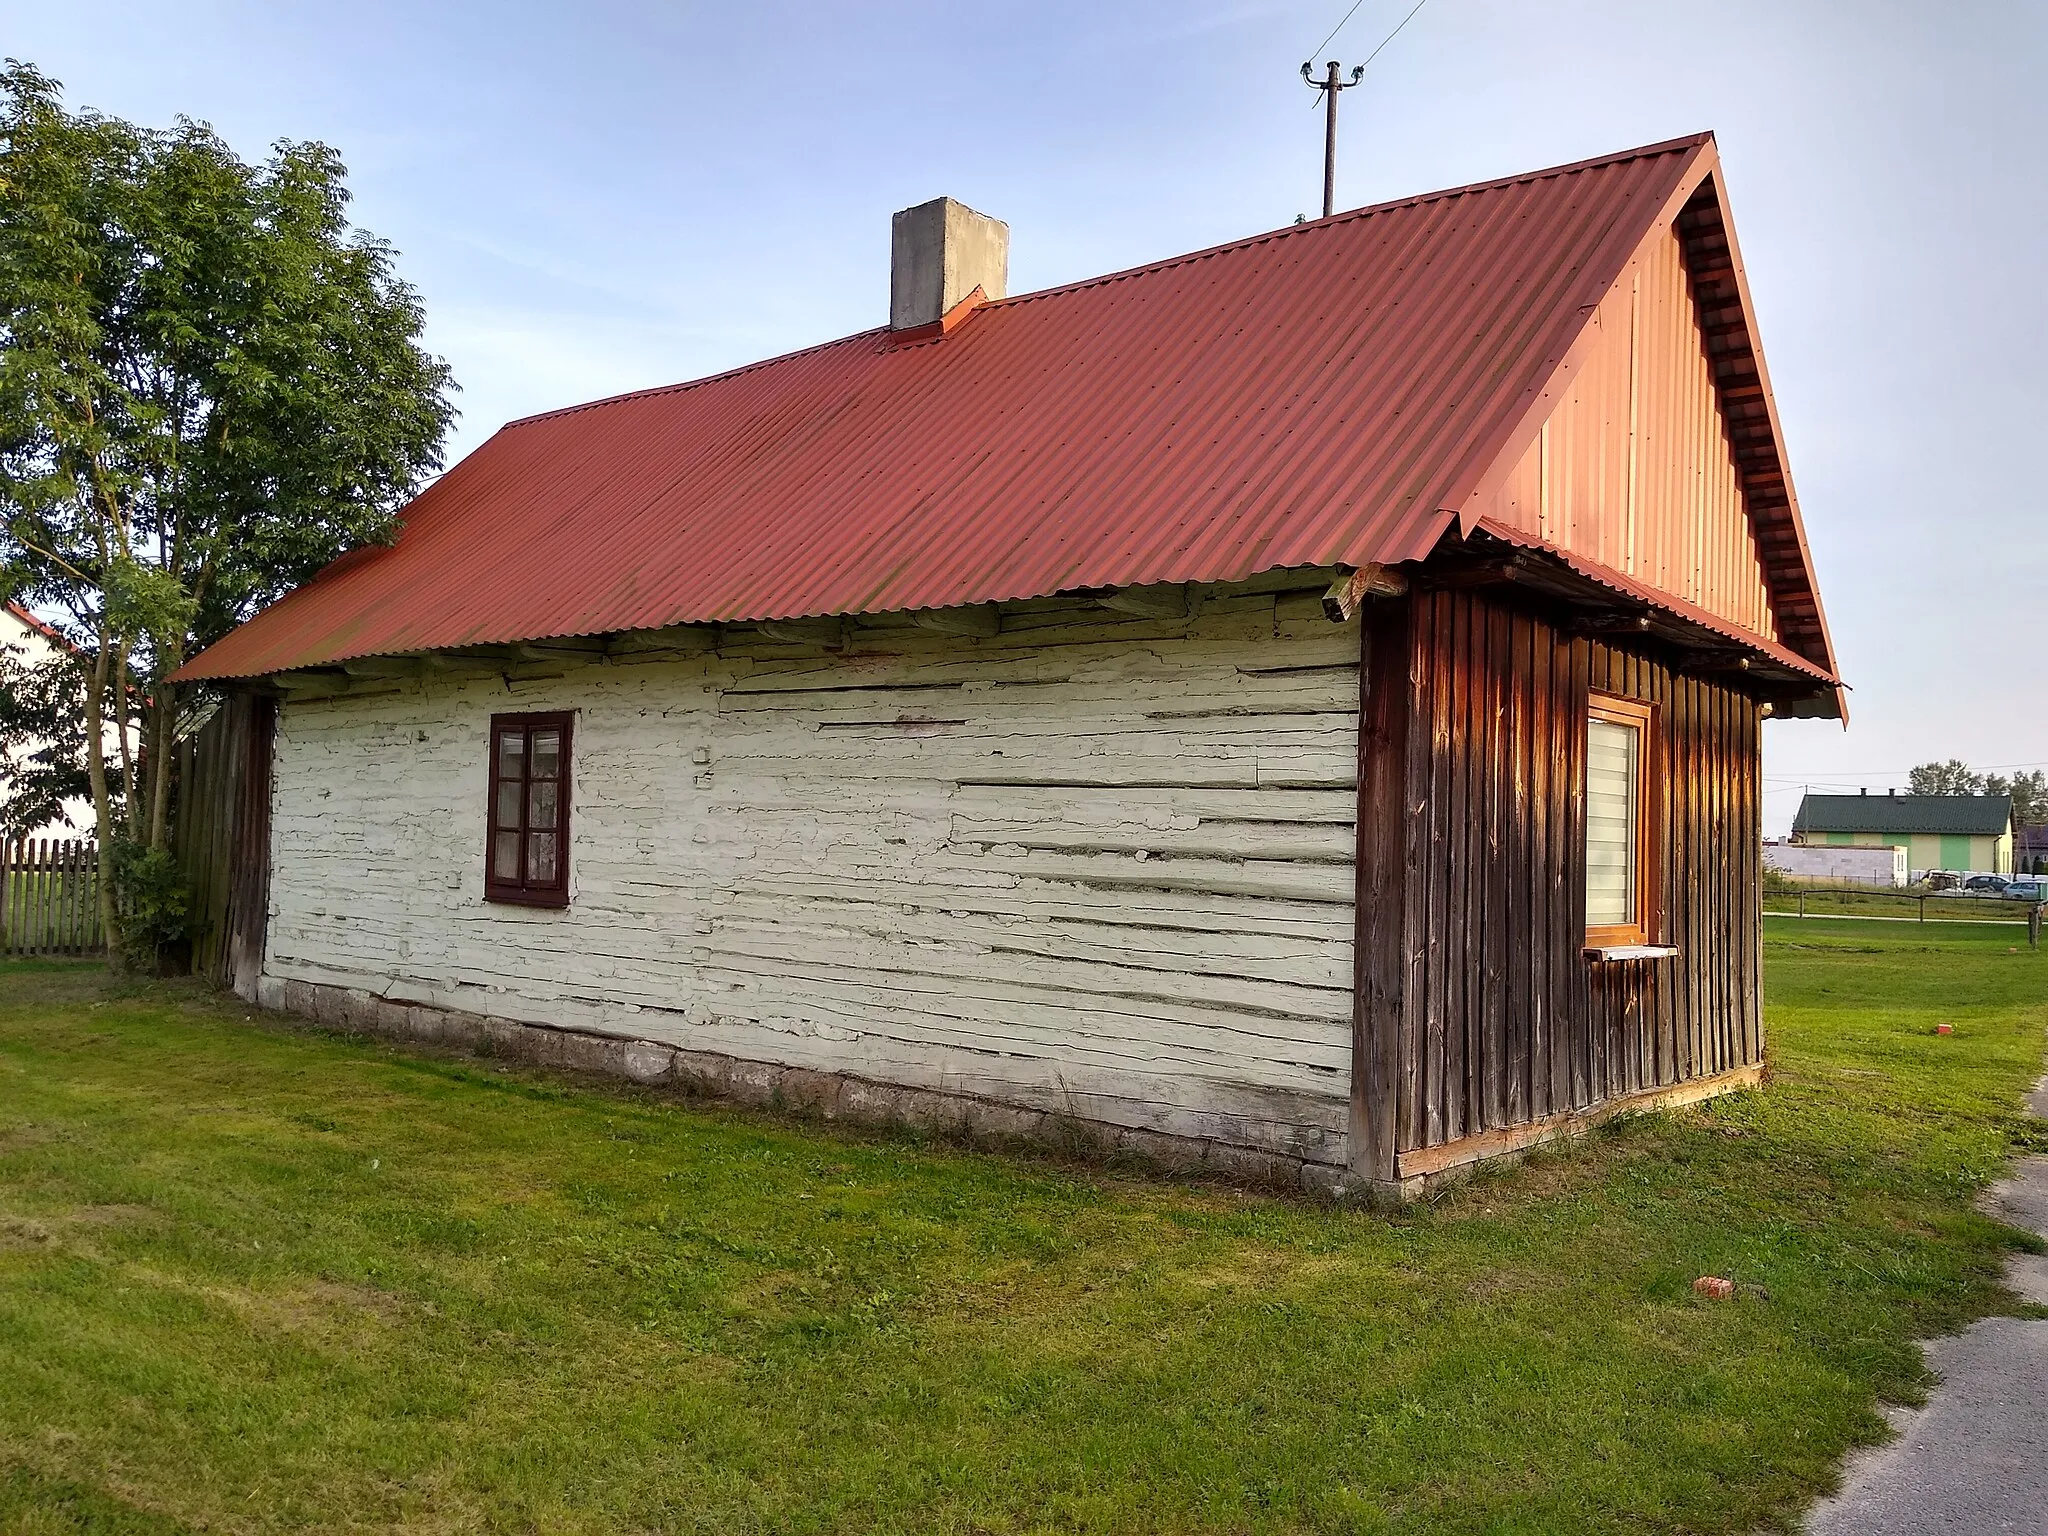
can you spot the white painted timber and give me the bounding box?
[263,588,1361,1164]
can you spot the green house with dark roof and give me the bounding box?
[1791,791,2014,874]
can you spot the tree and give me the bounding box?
[1907,760,1985,797]
[0,61,454,951]
[1985,769,2048,826]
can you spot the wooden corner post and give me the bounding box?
[1352,594,1416,1186]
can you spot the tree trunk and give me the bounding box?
[146,680,176,850]
[84,636,124,963]
[114,641,136,812]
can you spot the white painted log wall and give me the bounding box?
[264,586,1361,1164]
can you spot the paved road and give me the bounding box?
[1805,1073,2048,1535]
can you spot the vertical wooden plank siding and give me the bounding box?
[1526,623,1553,1120]
[225,696,278,999]
[1503,611,1532,1126]
[1443,597,1471,1142]
[1480,600,1510,1128]
[1374,586,1765,1158]
[1418,596,1452,1147]
[175,692,268,987]
[1352,600,1411,1183]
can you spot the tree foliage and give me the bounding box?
[1904,761,2048,823]
[1985,769,2047,826]
[0,60,454,948]
[1907,760,1986,797]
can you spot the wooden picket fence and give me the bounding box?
[0,838,105,957]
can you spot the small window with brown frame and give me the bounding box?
[486,711,572,907]
[1584,692,1660,948]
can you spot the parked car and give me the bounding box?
[1963,874,2010,894]
[2005,879,2046,902]
[1920,871,1962,892]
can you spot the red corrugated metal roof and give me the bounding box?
[176,133,1833,686]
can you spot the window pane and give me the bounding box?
[493,830,522,882]
[529,779,558,830]
[531,729,560,780]
[498,730,525,768]
[1586,718,1638,927]
[526,831,558,885]
[495,780,524,830]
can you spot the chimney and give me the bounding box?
[891,197,1008,332]
[1860,786,1868,796]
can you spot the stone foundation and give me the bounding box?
[255,975,1352,1198]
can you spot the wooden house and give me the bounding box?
[172,135,1842,1197]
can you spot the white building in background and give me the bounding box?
[0,602,94,842]
[1762,840,1908,888]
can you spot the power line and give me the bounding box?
[1762,759,2048,782]
[1306,0,1435,74]
[1356,0,1435,72]
[1306,0,1372,63]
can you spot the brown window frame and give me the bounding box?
[485,710,573,908]
[1583,692,1661,948]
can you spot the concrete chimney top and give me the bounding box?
[890,197,1008,332]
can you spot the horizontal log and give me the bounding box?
[910,605,1001,638]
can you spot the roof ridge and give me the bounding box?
[982,132,1714,312]
[1803,792,2013,804]
[500,133,1714,433]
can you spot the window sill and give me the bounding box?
[485,890,571,909]
[1584,944,1680,962]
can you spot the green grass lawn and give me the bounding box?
[0,920,2044,1534]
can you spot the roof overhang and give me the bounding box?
[1428,522,1845,718]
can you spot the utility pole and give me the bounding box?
[1301,60,1365,218]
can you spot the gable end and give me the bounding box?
[1673,177,1833,674]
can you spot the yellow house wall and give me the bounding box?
[1828,829,2008,872]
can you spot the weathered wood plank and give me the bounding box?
[1422,591,1453,1145]
[1504,609,1533,1126]
[945,815,1354,864]
[1353,598,1409,1182]
[1480,597,1510,1129]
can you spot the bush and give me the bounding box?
[108,841,192,973]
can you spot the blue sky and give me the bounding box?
[8,0,2043,832]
